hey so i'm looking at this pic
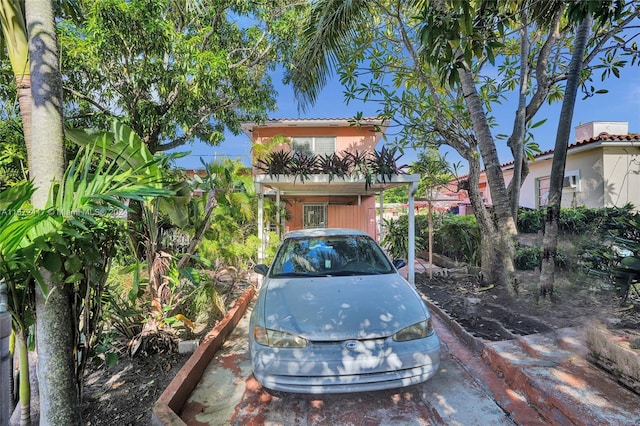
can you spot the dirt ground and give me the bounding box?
[81,350,190,426]
[415,269,640,341]
[79,268,640,425]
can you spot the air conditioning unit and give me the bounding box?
[563,175,578,188]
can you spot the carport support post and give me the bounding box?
[408,182,417,286]
[276,189,281,239]
[378,190,384,241]
[257,184,264,264]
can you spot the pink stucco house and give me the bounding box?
[241,117,421,284]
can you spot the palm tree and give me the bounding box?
[0,0,80,177]
[0,0,32,162]
[538,16,592,299]
[24,0,76,422]
[1,120,171,424]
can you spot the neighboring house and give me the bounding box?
[513,121,640,210]
[441,121,640,212]
[241,117,421,284]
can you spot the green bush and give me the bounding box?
[517,208,544,234]
[514,245,541,270]
[384,206,638,271]
[517,204,636,236]
[433,214,481,266]
[383,213,480,265]
[381,215,426,259]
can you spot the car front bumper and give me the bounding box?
[250,334,441,394]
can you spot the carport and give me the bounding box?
[255,173,421,286]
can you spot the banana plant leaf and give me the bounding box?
[65,121,164,188]
[20,121,173,296]
[0,182,49,259]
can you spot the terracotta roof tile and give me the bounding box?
[265,117,381,122]
[452,132,640,181]
[500,132,640,168]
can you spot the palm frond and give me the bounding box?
[289,0,371,111]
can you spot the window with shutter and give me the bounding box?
[314,137,335,156]
[291,137,335,156]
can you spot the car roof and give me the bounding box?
[283,228,370,240]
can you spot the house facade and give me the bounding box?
[506,121,640,210]
[241,118,421,284]
[242,118,419,238]
[441,121,640,212]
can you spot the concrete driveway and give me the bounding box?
[179,301,531,425]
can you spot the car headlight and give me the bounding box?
[253,326,308,348]
[393,319,433,342]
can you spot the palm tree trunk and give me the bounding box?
[34,278,79,424]
[539,17,591,299]
[0,0,32,165]
[26,0,79,424]
[26,1,65,205]
[15,75,32,162]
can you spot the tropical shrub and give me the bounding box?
[255,147,407,190]
[1,120,171,404]
[432,214,481,266]
[517,208,544,234]
[517,204,636,235]
[318,152,352,180]
[514,245,542,270]
[579,210,640,299]
[370,146,408,182]
[0,117,27,189]
[381,214,427,259]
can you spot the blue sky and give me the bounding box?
[171,66,640,171]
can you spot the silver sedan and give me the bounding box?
[249,228,441,394]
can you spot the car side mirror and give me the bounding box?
[254,264,269,276]
[393,259,406,270]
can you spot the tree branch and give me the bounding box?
[583,11,640,67]
[156,113,211,152]
[63,86,114,116]
[525,3,564,122]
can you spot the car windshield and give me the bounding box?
[269,234,395,277]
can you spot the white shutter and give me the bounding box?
[314,137,336,156]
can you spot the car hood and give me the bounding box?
[261,274,428,341]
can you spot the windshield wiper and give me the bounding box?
[271,272,329,278]
[330,270,383,276]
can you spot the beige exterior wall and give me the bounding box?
[457,122,638,211]
[506,145,640,210]
[514,150,603,209]
[561,149,603,208]
[575,121,628,141]
[602,146,640,209]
